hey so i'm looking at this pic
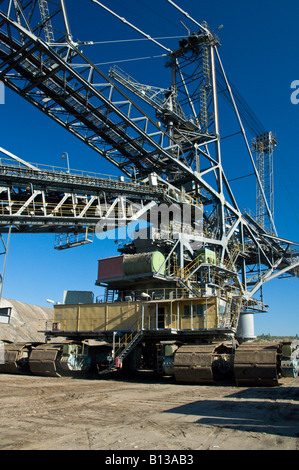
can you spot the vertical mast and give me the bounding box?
[252,132,276,233]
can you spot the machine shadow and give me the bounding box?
[164,397,299,438]
[227,386,299,401]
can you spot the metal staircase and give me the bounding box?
[98,329,144,374]
[172,252,204,297]
[113,330,144,368]
[176,276,200,298]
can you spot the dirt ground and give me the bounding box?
[0,371,298,451]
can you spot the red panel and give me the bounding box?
[97,255,124,281]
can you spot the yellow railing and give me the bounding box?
[182,252,204,278]
[113,317,142,359]
[173,243,244,281]
[114,331,137,358]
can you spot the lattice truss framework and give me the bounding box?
[0,0,298,302]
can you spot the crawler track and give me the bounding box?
[28,344,64,377]
[234,342,281,386]
[1,339,297,386]
[173,343,228,384]
[0,342,63,377]
[0,342,35,374]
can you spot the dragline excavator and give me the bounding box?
[0,0,298,385]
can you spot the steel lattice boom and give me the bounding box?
[0,0,299,386]
[0,0,298,306]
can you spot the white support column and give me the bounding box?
[237,311,256,341]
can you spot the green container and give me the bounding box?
[197,248,216,265]
[123,251,166,276]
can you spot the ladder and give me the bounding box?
[219,295,241,328]
[38,0,55,43]
[105,289,115,303]
[225,243,242,270]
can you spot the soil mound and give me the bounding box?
[0,298,53,342]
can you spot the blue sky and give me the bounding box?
[0,0,298,335]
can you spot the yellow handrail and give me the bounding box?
[114,318,142,358]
